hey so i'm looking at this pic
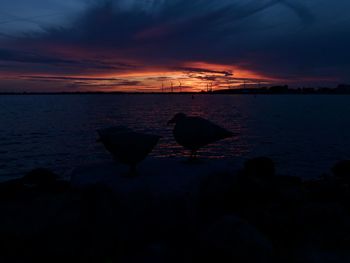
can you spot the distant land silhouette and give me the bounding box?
[2,84,350,95]
[212,84,350,95]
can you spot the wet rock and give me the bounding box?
[116,243,178,263]
[22,168,57,186]
[232,157,279,210]
[332,160,350,180]
[21,168,70,194]
[275,175,305,203]
[244,157,275,179]
[197,215,274,263]
[0,185,121,263]
[0,170,68,202]
[115,189,192,246]
[79,185,120,236]
[293,247,350,263]
[304,178,347,203]
[232,173,278,210]
[0,191,80,239]
[329,160,350,205]
[0,178,25,200]
[198,172,238,223]
[252,202,301,248]
[277,175,303,186]
[294,202,350,249]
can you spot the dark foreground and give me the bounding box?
[1,158,350,263]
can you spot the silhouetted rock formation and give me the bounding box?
[0,168,68,201]
[2,158,350,262]
[198,216,273,263]
[244,157,275,179]
[22,168,57,186]
[332,160,350,181]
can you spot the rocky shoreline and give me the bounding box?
[1,157,350,262]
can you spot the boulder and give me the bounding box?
[332,160,350,181]
[244,157,275,179]
[294,202,350,249]
[198,172,238,223]
[198,215,274,263]
[22,168,57,186]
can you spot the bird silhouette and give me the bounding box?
[97,126,161,175]
[167,113,234,160]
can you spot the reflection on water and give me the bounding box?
[0,94,350,179]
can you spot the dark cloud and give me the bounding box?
[175,67,233,76]
[281,0,315,24]
[21,75,135,81]
[0,47,137,75]
[70,80,142,87]
[1,0,350,90]
[20,74,143,90]
[15,0,314,58]
[0,48,76,64]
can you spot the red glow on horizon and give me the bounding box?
[5,61,277,92]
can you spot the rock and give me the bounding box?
[22,168,57,186]
[198,216,274,263]
[277,175,303,186]
[332,160,350,180]
[70,159,240,240]
[78,185,120,235]
[304,178,347,203]
[293,247,350,263]
[0,186,121,263]
[0,178,25,200]
[198,172,238,223]
[294,202,350,249]
[244,157,275,179]
[0,168,69,202]
[253,202,300,248]
[0,191,80,239]
[232,173,278,210]
[116,243,177,263]
[275,175,305,203]
[115,189,192,245]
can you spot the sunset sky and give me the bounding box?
[0,0,349,92]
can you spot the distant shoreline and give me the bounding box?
[2,85,350,95]
[2,92,350,95]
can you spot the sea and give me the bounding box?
[1,94,350,181]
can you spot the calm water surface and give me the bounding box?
[0,94,350,180]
